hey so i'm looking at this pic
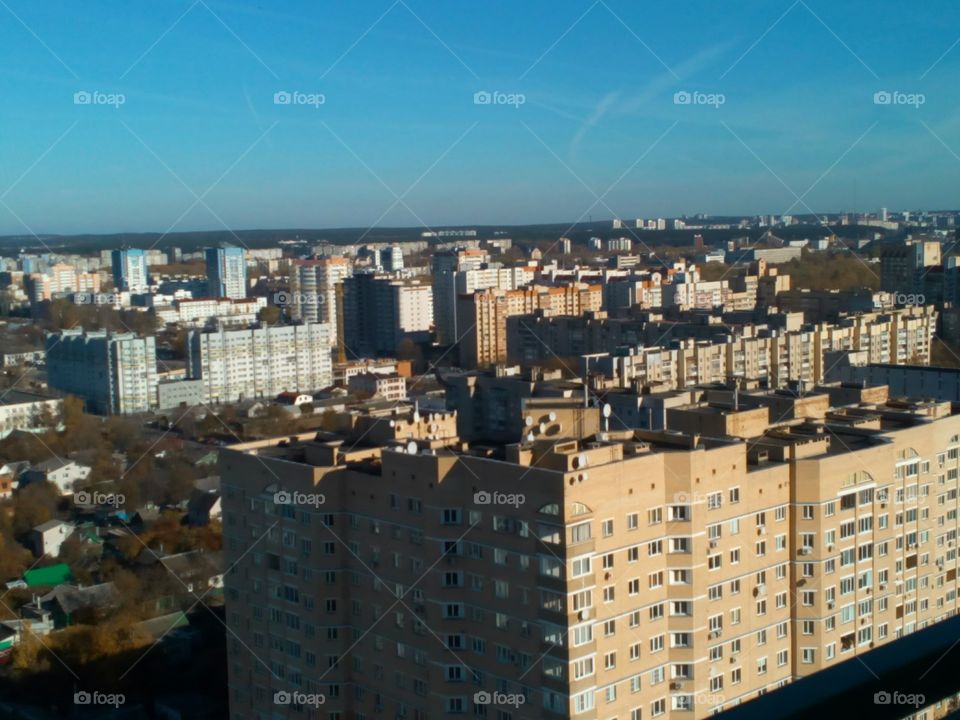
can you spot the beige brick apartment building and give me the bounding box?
[221,383,960,719]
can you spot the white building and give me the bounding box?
[290,258,352,343]
[46,330,158,414]
[21,459,91,495]
[31,520,74,557]
[187,323,333,404]
[0,392,62,438]
[154,296,267,328]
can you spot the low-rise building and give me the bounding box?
[31,520,74,557]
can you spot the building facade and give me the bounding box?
[206,245,248,299]
[221,387,960,719]
[111,249,149,293]
[187,323,333,404]
[46,329,157,414]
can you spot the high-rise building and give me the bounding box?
[289,258,352,344]
[221,383,960,719]
[379,245,404,272]
[343,273,433,357]
[431,249,490,345]
[111,248,149,293]
[46,329,157,414]
[187,323,333,404]
[205,245,248,299]
[456,284,603,368]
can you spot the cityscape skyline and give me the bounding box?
[2,0,960,234]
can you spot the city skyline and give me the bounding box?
[2,0,960,234]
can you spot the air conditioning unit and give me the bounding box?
[879,583,886,590]
[758,527,767,536]
[800,547,812,555]
[827,601,835,609]
[578,609,591,621]
[709,540,718,549]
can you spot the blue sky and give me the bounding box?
[1,0,959,234]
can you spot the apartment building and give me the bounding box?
[206,245,248,299]
[457,284,603,368]
[558,306,936,391]
[432,248,492,346]
[46,329,158,414]
[187,323,333,404]
[290,258,352,343]
[221,384,960,719]
[342,274,433,358]
[24,263,101,303]
[111,248,150,293]
[153,296,268,328]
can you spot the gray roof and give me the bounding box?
[40,582,118,614]
[33,519,72,533]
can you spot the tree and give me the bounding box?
[12,480,60,538]
[258,305,281,325]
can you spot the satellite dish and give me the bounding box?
[526,432,535,443]
[548,412,557,422]
[602,403,612,418]
[388,420,395,428]
[406,441,417,455]
[577,453,588,468]
[413,411,421,422]
[525,416,534,427]
[539,422,546,434]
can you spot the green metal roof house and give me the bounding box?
[23,563,72,588]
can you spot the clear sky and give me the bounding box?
[1,0,959,234]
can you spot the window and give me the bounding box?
[627,512,639,530]
[729,487,741,503]
[648,507,662,525]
